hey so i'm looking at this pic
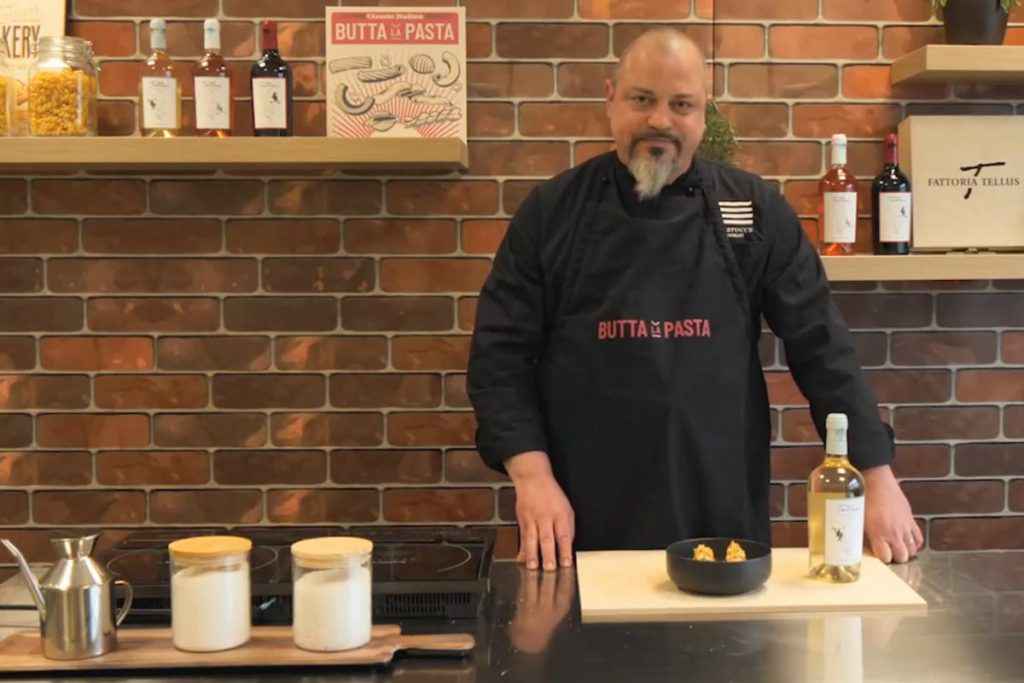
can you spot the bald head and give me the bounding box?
[612,29,707,89]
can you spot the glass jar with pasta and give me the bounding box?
[28,37,99,137]
[0,42,13,136]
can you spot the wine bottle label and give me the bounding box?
[252,77,287,130]
[823,192,857,244]
[141,77,178,130]
[879,192,911,243]
[194,76,230,130]
[824,497,864,566]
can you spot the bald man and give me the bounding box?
[468,29,921,571]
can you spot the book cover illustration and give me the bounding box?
[325,7,466,142]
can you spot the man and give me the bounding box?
[467,28,922,571]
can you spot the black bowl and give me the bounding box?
[666,537,772,596]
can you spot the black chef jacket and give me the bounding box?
[467,151,893,550]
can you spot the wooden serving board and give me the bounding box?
[0,624,475,672]
[577,547,927,623]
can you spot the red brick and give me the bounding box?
[224,297,337,332]
[496,24,608,58]
[1011,481,1024,513]
[445,374,469,408]
[386,181,498,216]
[468,23,492,58]
[891,331,996,366]
[469,63,554,98]
[717,0,817,19]
[556,62,614,99]
[294,101,326,136]
[446,450,509,483]
[88,298,220,332]
[84,219,221,254]
[469,0,571,16]
[903,481,1004,515]
[69,21,137,57]
[140,20,253,57]
[0,258,42,292]
[793,104,901,139]
[381,258,491,293]
[330,373,441,408]
[734,142,822,177]
[0,220,77,254]
[469,142,571,177]
[226,219,339,254]
[97,100,136,136]
[49,258,257,293]
[891,444,951,479]
[956,443,1024,477]
[223,0,326,16]
[580,0,690,18]
[344,220,456,255]
[158,336,271,371]
[155,413,266,448]
[37,413,149,448]
[0,375,85,410]
[826,0,931,19]
[75,0,218,16]
[575,142,616,167]
[276,21,324,59]
[151,180,265,215]
[0,451,92,486]
[894,407,1000,441]
[468,103,515,138]
[214,450,326,485]
[268,180,381,215]
[213,374,325,409]
[341,296,453,331]
[842,65,948,100]
[907,103,1012,116]
[331,449,442,484]
[520,103,609,137]
[97,450,209,485]
[939,294,1024,327]
[769,26,879,60]
[503,180,542,214]
[388,411,475,447]
[262,258,374,293]
[881,26,944,59]
[718,103,789,138]
[931,518,1024,550]
[384,488,494,522]
[461,220,507,255]
[276,336,387,371]
[1007,406,1024,438]
[271,412,383,447]
[0,180,27,215]
[833,293,933,329]
[957,370,1024,402]
[771,521,808,547]
[392,335,471,371]
[1005,332,1024,364]
[0,415,32,448]
[34,491,145,525]
[458,297,477,331]
[267,489,379,523]
[151,489,261,524]
[95,374,207,409]
[33,180,146,215]
[0,337,35,370]
[865,369,951,404]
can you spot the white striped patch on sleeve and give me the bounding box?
[718,200,756,239]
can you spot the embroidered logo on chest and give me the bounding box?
[718,200,756,239]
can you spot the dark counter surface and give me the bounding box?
[2,551,1023,682]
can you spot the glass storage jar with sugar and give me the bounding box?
[168,536,251,652]
[291,537,374,651]
[28,36,98,137]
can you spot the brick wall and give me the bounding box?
[1,0,1023,571]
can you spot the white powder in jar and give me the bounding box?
[171,562,251,652]
[293,563,372,651]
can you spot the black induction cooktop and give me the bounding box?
[96,526,494,624]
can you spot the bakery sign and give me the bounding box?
[897,116,1024,251]
[324,7,466,142]
[0,0,66,135]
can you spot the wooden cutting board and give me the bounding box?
[577,547,927,623]
[0,624,474,672]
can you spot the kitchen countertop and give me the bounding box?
[1,550,1022,682]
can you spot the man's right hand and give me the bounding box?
[506,451,575,571]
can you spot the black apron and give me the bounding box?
[538,174,767,550]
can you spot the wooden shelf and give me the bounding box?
[823,253,1024,281]
[0,137,468,172]
[891,44,1024,85]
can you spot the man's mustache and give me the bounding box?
[631,134,681,154]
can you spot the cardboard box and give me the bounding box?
[325,7,466,143]
[898,115,1024,251]
[0,0,67,135]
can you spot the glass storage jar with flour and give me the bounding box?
[290,537,373,651]
[168,536,251,652]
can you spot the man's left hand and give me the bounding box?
[863,465,923,564]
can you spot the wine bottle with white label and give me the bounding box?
[193,19,232,137]
[819,133,858,256]
[808,413,865,583]
[140,19,182,137]
[872,133,911,255]
[251,21,292,136]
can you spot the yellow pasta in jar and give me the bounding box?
[725,540,747,562]
[692,543,715,562]
[28,69,96,136]
[0,78,8,135]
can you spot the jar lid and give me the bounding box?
[291,537,373,563]
[168,535,252,559]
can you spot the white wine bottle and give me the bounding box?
[808,413,865,582]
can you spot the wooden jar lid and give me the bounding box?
[291,537,373,565]
[168,535,252,559]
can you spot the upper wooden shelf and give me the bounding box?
[891,44,1024,85]
[822,253,1024,281]
[0,137,468,173]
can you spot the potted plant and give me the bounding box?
[932,0,1021,44]
[699,100,737,164]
